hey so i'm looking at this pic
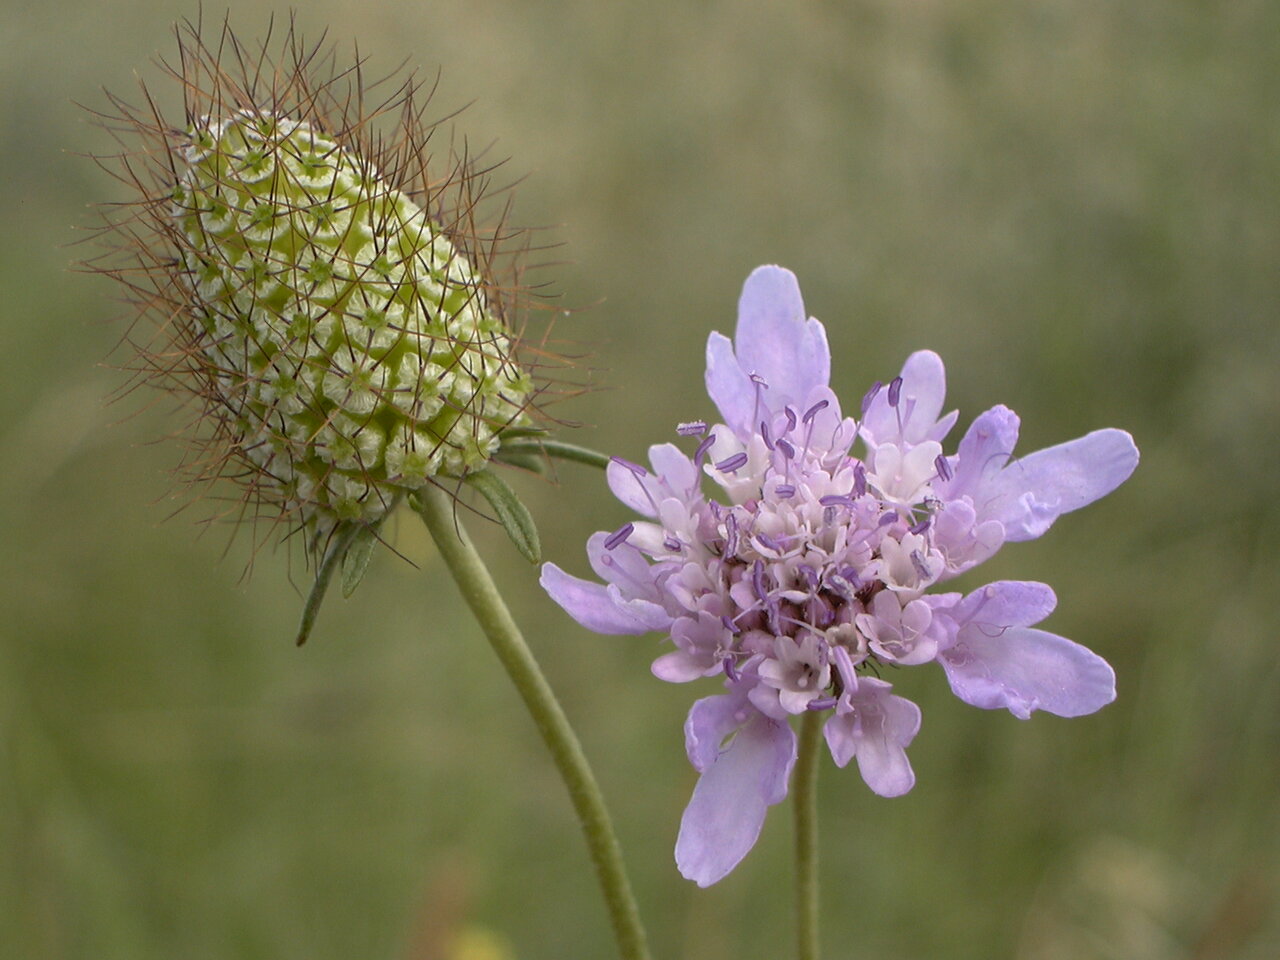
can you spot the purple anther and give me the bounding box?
[604,522,634,550]
[610,456,647,477]
[756,532,784,554]
[853,463,867,497]
[721,615,739,635]
[749,373,769,388]
[776,438,796,460]
[826,573,854,601]
[723,656,740,683]
[887,376,904,407]
[878,511,899,527]
[775,484,796,499]
[909,517,932,536]
[910,549,933,580]
[694,434,716,467]
[759,420,774,450]
[752,559,768,602]
[766,597,783,635]
[861,381,882,415]
[714,452,749,473]
[677,420,708,436]
[663,536,682,552]
[807,697,839,712]
[819,494,855,509]
[784,407,798,432]
[803,399,830,424]
[724,513,740,556]
[799,565,820,590]
[934,453,953,482]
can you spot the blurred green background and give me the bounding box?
[2,1,1277,958]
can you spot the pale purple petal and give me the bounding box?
[676,711,796,887]
[540,563,672,635]
[982,429,1139,542]
[684,690,752,771]
[954,580,1058,632]
[823,677,920,797]
[733,265,831,408]
[940,626,1116,719]
[606,458,660,517]
[940,405,1021,501]
[705,331,756,438]
[862,350,951,449]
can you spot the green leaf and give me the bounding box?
[341,519,384,598]
[464,469,542,563]
[295,522,362,646]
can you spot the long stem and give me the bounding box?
[415,484,650,960]
[794,710,822,960]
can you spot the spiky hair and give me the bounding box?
[84,13,571,558]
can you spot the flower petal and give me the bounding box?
[824,678,921,797]
[983,428,1139,542]
[954,580,1058,632]
[705,331,756,438]
[862,350,951,449]
[941,404,1021,501]
[733,265,830,409]
[539,563,672,635]
[675,711,796,886]
[939,626,1116,719]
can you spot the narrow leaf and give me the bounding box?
[465,469,541,563]
[498,438,611,470]
[341,519,384,598]
[295,521,362,646]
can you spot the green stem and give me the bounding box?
[415,484,650,960]
[500,438,612,470]
[794,710,822,960]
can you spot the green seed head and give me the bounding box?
[175,110,532,524]
[89,19,554,546]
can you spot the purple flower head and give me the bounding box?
[540,266,1139,887]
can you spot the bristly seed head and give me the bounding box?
[86,15,561,554]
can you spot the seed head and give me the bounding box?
[87,15,551,549]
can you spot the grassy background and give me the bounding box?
[2,1,1277,958]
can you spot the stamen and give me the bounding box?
[853,462,867,497]
[723,656,740,683]
[819,494,855,509]
[910,549,932,579]
[604,522,634,550]
[610,456,647,477]
[934,453,953,482]
[775,484,796,499]
[807,697,838,711]
[752,559,768,602]
[663,536,682,552]
[878,511,898,527]
[803,399,829,424]
[694,434,716,468]
[724,513,740,556]
[749,373,769,388]
[799,565,820,590]
[721,615,740,635]
[823,505,838,526]
[714,452,749,473]
[784,407,798,432]
[760,420,774,450]
[757,532,785,554]
[861,381,882,415]
[677,420,708,436]
[776,438,796,460]
[887,376,903,407]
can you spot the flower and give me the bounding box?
[541,266,1138,886]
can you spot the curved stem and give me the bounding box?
[794,710,823,960]
[415,484,650,960]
